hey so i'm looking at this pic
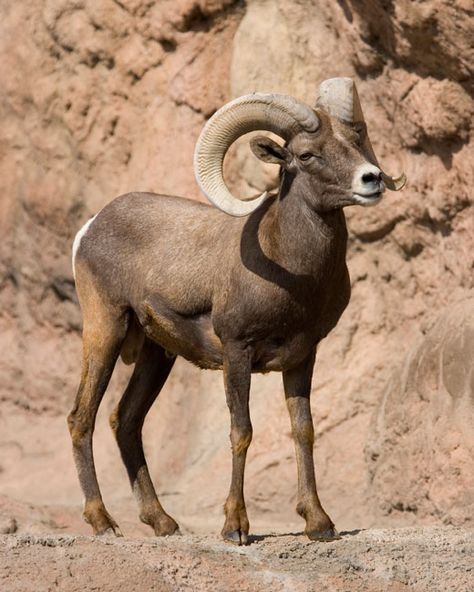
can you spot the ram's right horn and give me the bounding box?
[317,77,406,191]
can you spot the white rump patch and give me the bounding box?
[72,214,97,278]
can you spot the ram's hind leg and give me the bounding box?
[110,338,179,536]
[68,304,128,536]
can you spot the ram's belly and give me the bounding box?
[137,299,314,373]
[139,301,224,370]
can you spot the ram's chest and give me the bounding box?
[213,274,346,370]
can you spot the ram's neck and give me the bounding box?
[259,188,348,280]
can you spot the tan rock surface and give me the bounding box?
[367,296,474,525]
[0,0,473,588]
[1,527,473,592]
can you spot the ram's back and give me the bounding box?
[74,192,239,315]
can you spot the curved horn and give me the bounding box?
[194,93,320,216]
[317,78,406,191]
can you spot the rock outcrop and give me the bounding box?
[367,296,474,526]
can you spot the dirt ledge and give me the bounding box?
[2,527,472,591]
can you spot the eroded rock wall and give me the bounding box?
[367,296,474,525]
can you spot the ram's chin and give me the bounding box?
[352,192,383,207]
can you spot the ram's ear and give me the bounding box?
[250,136,294,169]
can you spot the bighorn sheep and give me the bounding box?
[68,78,405,544]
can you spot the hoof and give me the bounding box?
[84,503,122,538]
[152,517,180,537]
[97,524,123,538]
[155,526,181,537]
[222,529,249,546]
[306,527,341,542]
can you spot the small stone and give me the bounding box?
[0,517,18,535]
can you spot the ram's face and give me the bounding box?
[250,108,386,212]
[286,109,385,210]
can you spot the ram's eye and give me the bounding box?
[299,152,314,161]
[353,122,367,137]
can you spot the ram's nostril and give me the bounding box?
[362,172,379,184]
[361,171,382,185]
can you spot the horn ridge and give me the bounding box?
[194,93,319,217]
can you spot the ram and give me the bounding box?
[68,78,405,544]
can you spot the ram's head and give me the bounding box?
[194,78,406,216]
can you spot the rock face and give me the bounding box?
[367,297,474,526]
[0,0,473,540]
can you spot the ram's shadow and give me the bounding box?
[246,529,364,544]
[246,532,304,544]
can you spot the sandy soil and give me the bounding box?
[2,496,471,590]
[2,527,473,592]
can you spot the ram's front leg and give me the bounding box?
[221,343,253,545]
[283,350,340,541]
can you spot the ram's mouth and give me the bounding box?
[352,191,384,205]
[357,191,382,199]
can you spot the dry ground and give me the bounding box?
[2,526,473,591]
